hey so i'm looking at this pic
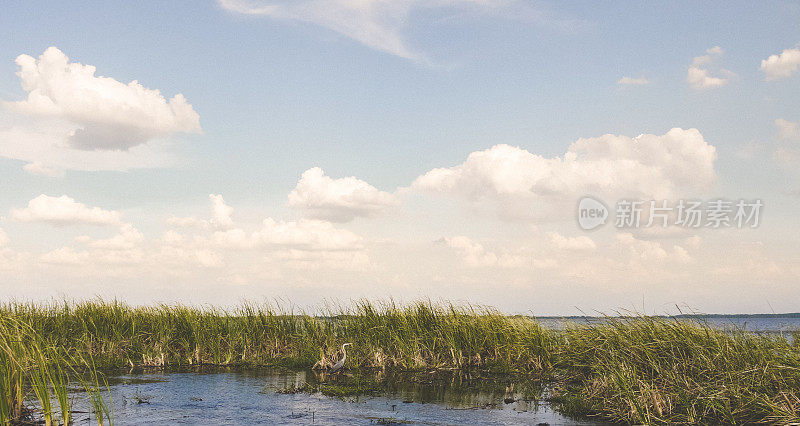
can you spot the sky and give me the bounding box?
[0,1,799,315]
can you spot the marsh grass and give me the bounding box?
[1,299,799,424]
[0,315,112,425]
[553,316,800,424]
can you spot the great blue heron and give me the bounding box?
[329,343,352,373]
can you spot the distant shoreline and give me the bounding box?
[533,313,800,319]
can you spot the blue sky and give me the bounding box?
[0,1,799,314]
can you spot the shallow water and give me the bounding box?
[537,315,800,334]
[68,369,601,425]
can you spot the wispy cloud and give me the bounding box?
[218,0,579,64]
[617,76,649,86]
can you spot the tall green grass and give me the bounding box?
[553,316,800,424]
[0,314,113,425]
[1,299,798,424]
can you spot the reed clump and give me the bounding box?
[0,315,112,425]
[0,300,557,374]
[1,299,799,424]
[553,316,800,424]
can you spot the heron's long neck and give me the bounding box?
[341,344,347,360]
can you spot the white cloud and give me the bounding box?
[200,216,368,272]
[7,47,201,150]
[251,218,363,251]
[687,46,731,89]
[0,119,180,174]
[163,194,369,271]
[153,238,224,269]
[617,76,648,85]
[549,232,595,250]
[615,233,692,264]
[168,218,369,272]
[40,245,143,266]
[77,224,144,250]
[288,167,399,222]
[0,247,29,272]
[775,118,799,140]
[220,0,422,61]
[161,230,185,246]
[410,128,717,218]
[760,47,800,81]
[445,236,497,267]
[40,247,90,265]
[444,236,526,268]
[218,0,542,63]
[22,161,62,177]
[0,47,198,175]
[773,119,800,166]
[0,228,8,246]
[167,194,235,230]
[166,216,209,228]
[157,245,223,269]
[210,194,234,229]
[10,195,122,226]
[269,248,371,270]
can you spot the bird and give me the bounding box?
[329,343,352,373]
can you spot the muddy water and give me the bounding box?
[68,368,604,425]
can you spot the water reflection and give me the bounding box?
[67,368,602,425]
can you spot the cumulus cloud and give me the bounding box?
[443,236,526,268]
[269,248,371,270]
[760,47,800,81]
[255,218,362,250]
[161,230,185,246]
[0,47,198,175]
[0,119,180,174]
[76,224,144,250]
[617,76,648,85]
[288,167,399,222]
[165,194,371,271]
[0,230,30,273]
[40,247,91,265]
[410,128,717,218]
[167,194,235,230]
[210,194,234,229]
[549,232,595,251]
[40,245,143,266]
[31,194,368,275]
[7,47,201,150]
[213,218,363,251]
[687,46,732,89]
[615,233,692,264]
[10,195,122,226]
[218,0,552,63]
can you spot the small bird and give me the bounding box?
[329,343,352,373]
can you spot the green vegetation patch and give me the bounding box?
[1,300,799,424]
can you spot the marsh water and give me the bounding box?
[537,315,800,335]
[64,316,797,425]
[68,369,598,425]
